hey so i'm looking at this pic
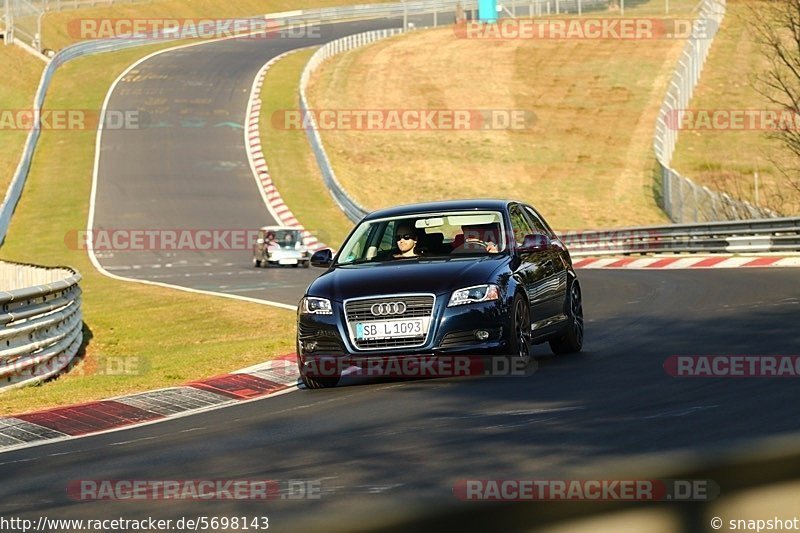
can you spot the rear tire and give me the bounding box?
[549,279,584,355]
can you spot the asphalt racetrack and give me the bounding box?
[91,17,413,305]
[21,9,800,531]
[1,268,799,529]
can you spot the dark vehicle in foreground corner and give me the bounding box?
[297,200,583,388]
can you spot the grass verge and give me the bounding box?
[259,48,354,247]
[670,0,799,215]
[305,18,686,229]
[0,47,45,193]
[0,42,297,416]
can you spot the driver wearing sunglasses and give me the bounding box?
[393,223,419,258]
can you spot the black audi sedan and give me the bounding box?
[297,199,583,388]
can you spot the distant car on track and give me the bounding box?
[296,199,584,388]
[253,226,310,268]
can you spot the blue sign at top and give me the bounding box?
[478,0,498,23]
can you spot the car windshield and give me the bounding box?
[335,211,508,265]
[268,229,302,246]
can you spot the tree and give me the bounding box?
[749,0,800,202]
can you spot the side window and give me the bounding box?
[509,206,535,247]
[523,205,553,236]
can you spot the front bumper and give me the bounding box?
[267,250,309,264]
[297,295,513,366]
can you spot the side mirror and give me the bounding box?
[518,233,552,253]
[310,249,334,268]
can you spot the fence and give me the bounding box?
[3,0,150,47]
[0,260,83,391]
[561,216,800,256]
[3,0,616,50]
[652,0,775,222]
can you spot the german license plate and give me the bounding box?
[356,319,424,339]
[279,258,298,265]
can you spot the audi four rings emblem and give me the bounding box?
[371,302,407,316]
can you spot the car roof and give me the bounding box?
[362,199,514,221]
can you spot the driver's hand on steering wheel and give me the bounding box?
[465,238,499,253]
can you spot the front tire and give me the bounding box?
[300,373,339,389]
[549,279,584,355]
[299,365,340,389]
[298,350,340,389]
[508,292,532,362]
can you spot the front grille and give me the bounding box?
[345,295,434,322]
[344,294,435,350]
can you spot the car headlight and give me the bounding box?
[448,284,500,307]
[301,297,333,315]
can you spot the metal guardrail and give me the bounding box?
[0,260,82,391]
[562,217,800,256]
[652,0,776,223]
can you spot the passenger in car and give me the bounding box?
[452,223,500,253]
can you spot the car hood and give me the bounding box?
[308,256,508,301]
